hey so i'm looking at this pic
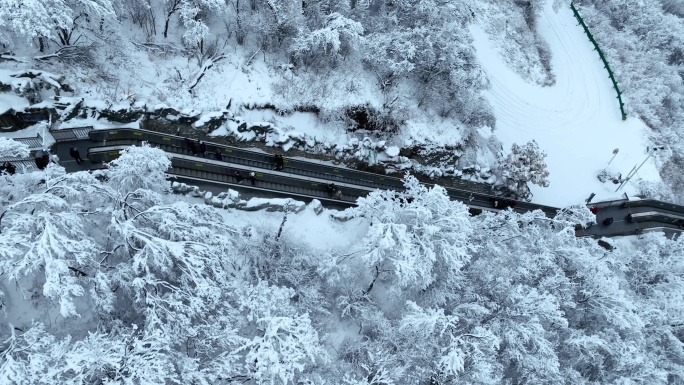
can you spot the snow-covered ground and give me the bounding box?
[224,202,366,252]
[472,2,660,207]
[0,92,29,115]
[238,109,349,147]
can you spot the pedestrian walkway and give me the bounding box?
[5,126,682,239]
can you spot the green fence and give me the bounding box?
[570,2,627,120]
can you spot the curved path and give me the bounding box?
[471,2,659,207]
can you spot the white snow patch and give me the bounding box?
[0,93,30,115]
[240,110,348,147]
[193,111,226,128]
[289,156,347,168]
[385,146,400,157]
[55,118,140,130]
[0,123,54,149]
[241,197,306,210]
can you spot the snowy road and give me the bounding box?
[472,2,659,207]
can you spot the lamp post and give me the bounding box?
[608,148,619,165]
[616,146,664,192]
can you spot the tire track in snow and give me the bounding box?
[542,5,603,127]
[538,7,593,130]
[472,3,659,206]
[476,4,610,139]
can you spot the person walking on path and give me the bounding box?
[35,153,46,170]
[215,149,223,161]
[199,141,207,157]
[249,172,256,186]
[69,148,83,164]
[273,154,284,171]
[235,171,244,184]
[2,162,16,175]
[326,183,337,198]
[35,150,51,170]
[186,138,198,156]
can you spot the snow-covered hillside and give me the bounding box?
[2,0,682,205]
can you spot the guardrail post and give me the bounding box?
[570,2,627,120]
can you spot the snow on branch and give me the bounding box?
[105,142,171,194]
[291,13,364,61]
[0,137,30,158]
[34,45,97,67]
[131,41,185,55]
[0,52,28,63]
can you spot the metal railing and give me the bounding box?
[570,2,627,120]
[87,129,566,214]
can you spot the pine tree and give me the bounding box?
[498,139,550,199]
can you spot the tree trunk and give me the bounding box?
[164,16,171,38]
[363,266,380,296]
[164,0,181,39]
[58,28,72,46]
[236,0,245,45]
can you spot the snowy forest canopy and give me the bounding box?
[1,141,684,384]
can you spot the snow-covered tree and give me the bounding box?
[347,175,474,292]
[497,139,550,199]
[105,199,242,336]
[105,142,171,194]
[397,301,501,384]
[0,137,30,158]
[178,0,215,46]
[0,0,115,46]
[324,175,479,383]
[609,233,684,383]
[554,204,596,229]
[291,12,364,66]
[0,166,114,317]
[0,321,181,384]
[223,281,326,384]
[362,30,417,77]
